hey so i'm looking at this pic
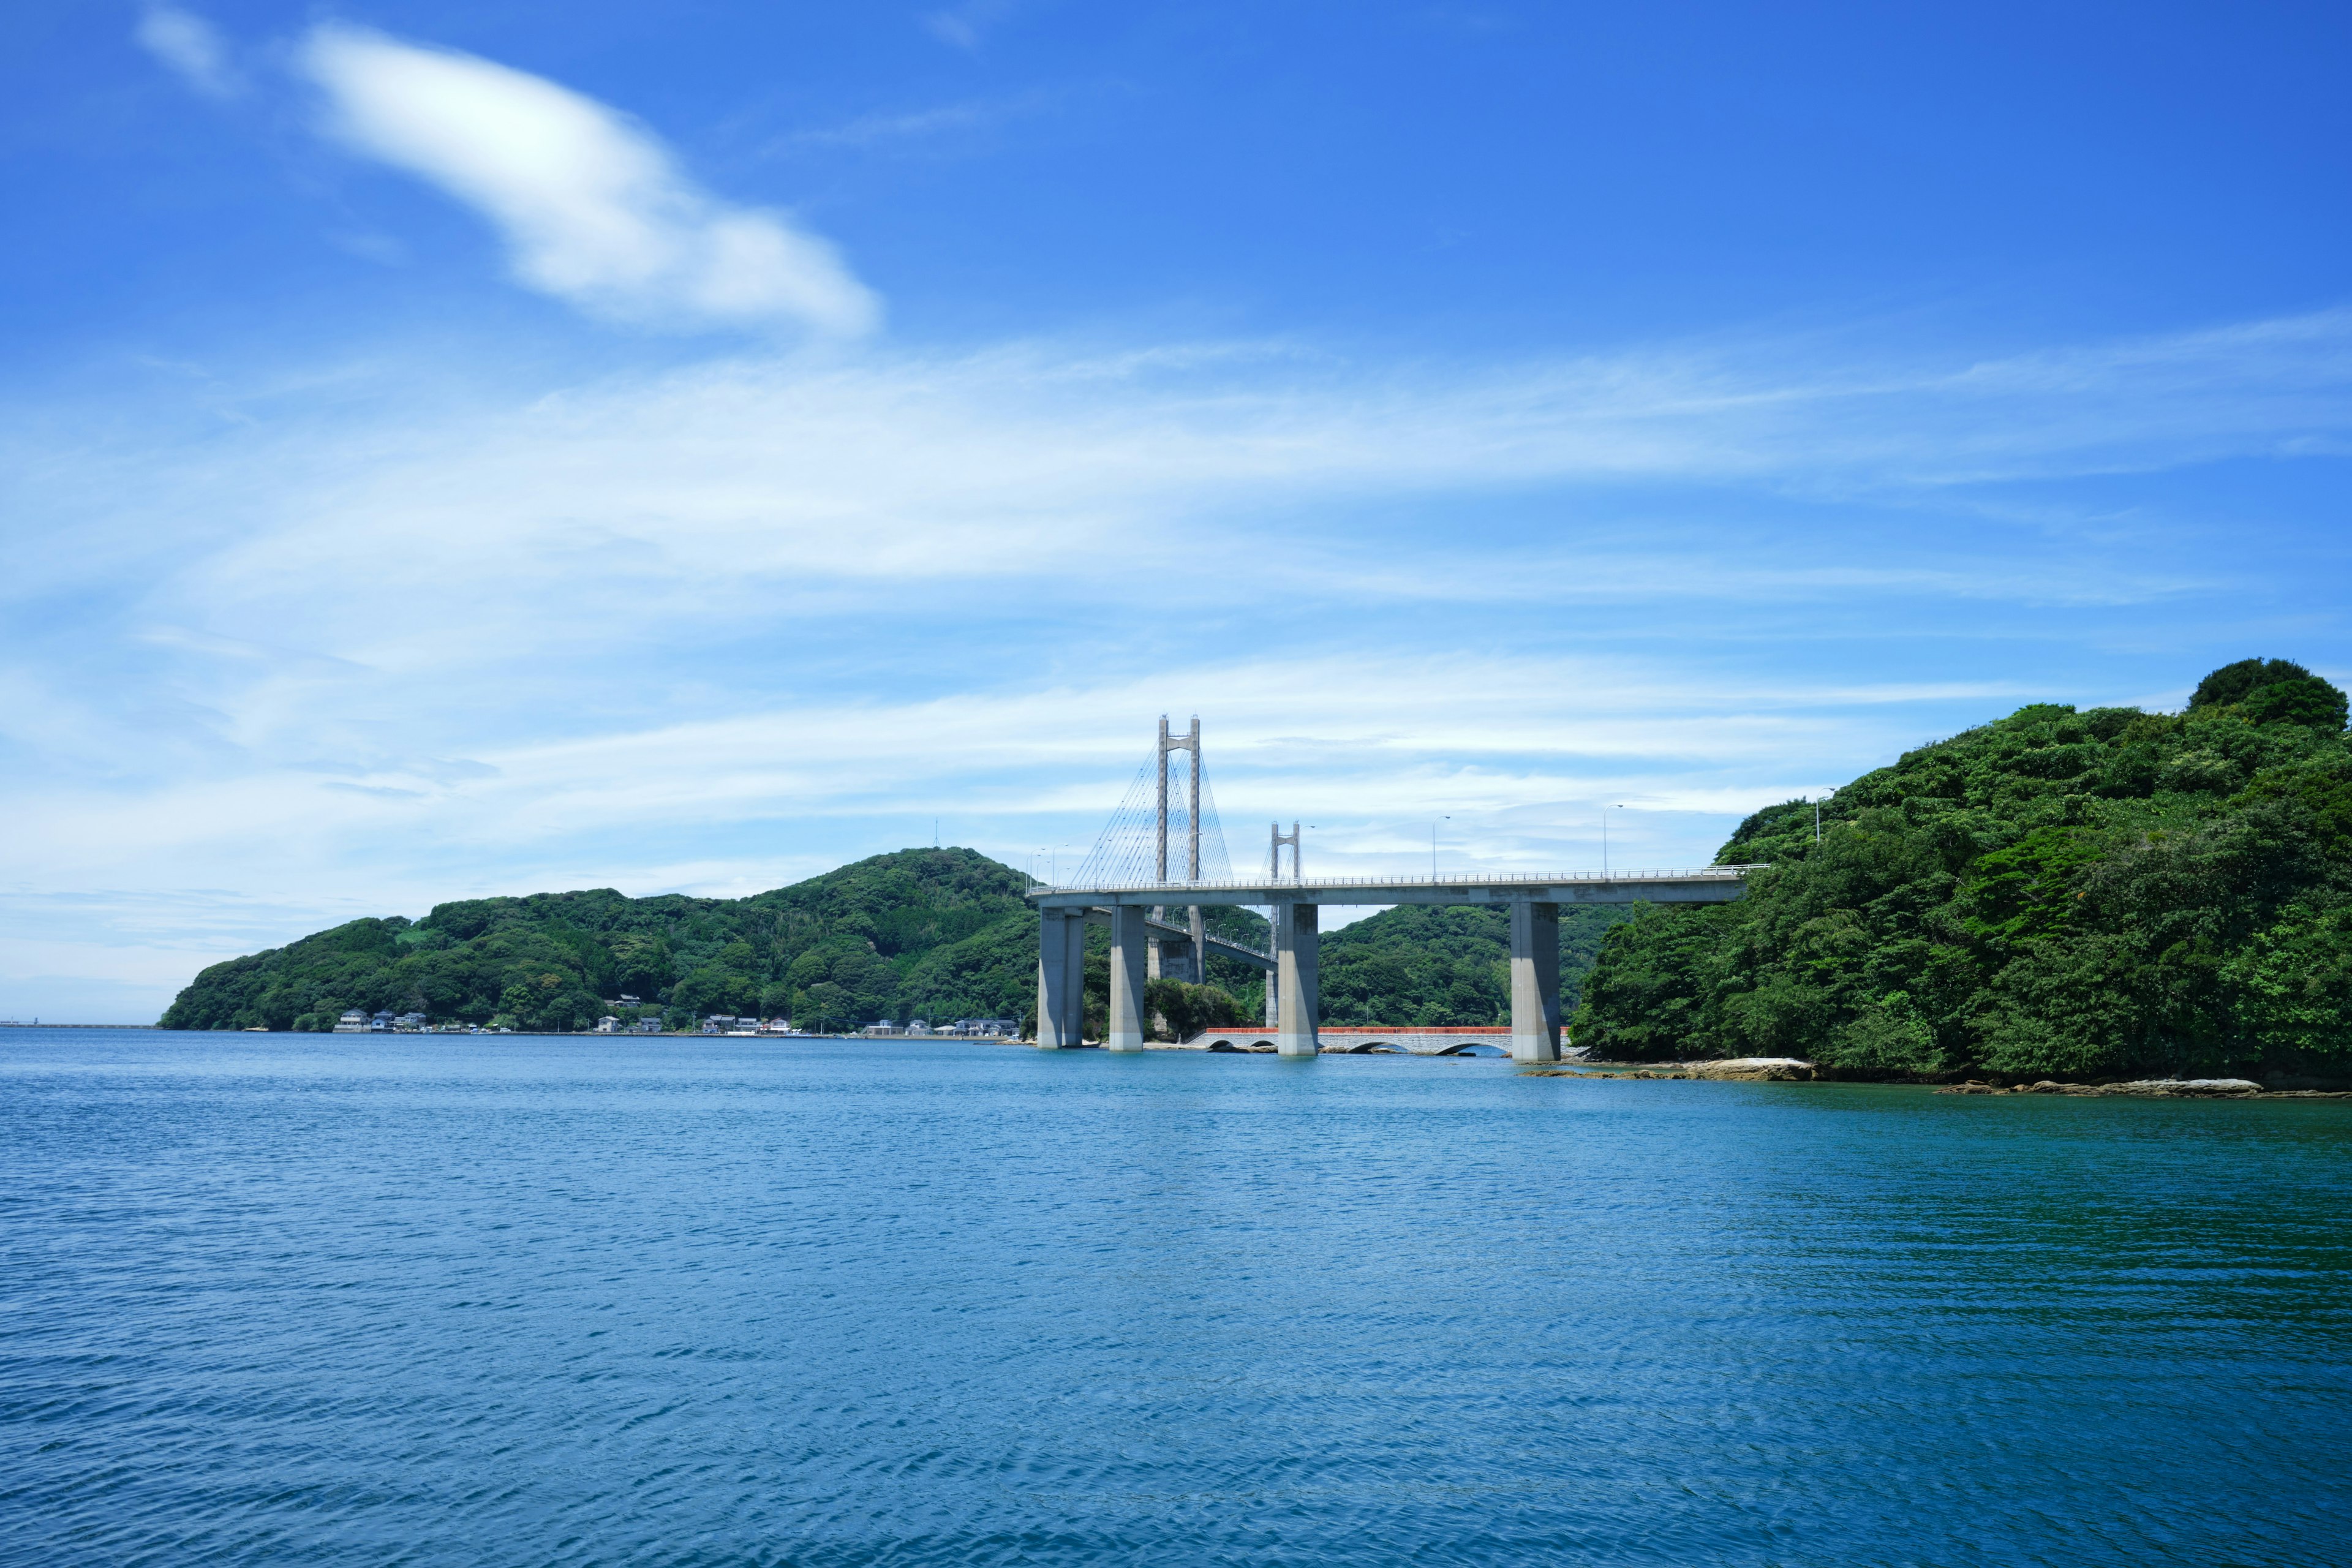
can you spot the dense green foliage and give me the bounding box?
[1145,977,1246,1039]
[1572,660,2352,1080]
[160,849,1042,1033]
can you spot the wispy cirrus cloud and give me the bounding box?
[134,4,241,100]
[295,23,879,334]
[69,304,2352,600]
[9,307,2351,707]
[768,92,1055,156]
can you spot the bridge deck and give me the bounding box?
[1031,867,1756,909]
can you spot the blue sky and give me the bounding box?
[5,1,2350,1020]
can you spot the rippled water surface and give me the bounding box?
[4,1030,2350,1566]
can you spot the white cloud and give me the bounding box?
[135,4,239,100]
[10,310,2350,692]
[24,305,2342,663]
[295,24,880,335]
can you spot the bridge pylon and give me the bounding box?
[1269,821,1300,880]
[1508,900,1562,1063]
[1270,899,1319,1057]
[1150,715,1206,986]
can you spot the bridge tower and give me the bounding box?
[1269,821,1300,879]
[1156,715,1199,887]
[1150,715,1206,985]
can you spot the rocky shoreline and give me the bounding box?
[1934,1077,2351,1098]
[1524,1057,1823,1083]
[1526,1058,2352,1097]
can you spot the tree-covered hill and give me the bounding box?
[1572,658,2352,1082]
[161,848,1044,1033]
[162,848,1634,1038]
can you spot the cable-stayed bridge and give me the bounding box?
[1029,717,1757,1063]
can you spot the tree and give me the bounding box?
[2192,657,2317,709]
[1145,979,1242,1041]
[797,982,857,1035]
[2192,657,2347,731]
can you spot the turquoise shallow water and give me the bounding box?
[2,1030,2348,1566]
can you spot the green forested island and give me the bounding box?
[1574,658,2352,1081]
[159,848,1626,1036]
[161,848,1041,1035]
[163,657,2351,1081]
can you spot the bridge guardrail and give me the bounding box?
[1027,866,1764,895]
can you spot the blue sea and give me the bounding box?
[2,1030,2347,1566]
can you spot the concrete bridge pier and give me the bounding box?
[1272,901,1320,1056]
[1509,899,1562,1063]
[1107,905,1150,1052]
[1034,907,1087,1049]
